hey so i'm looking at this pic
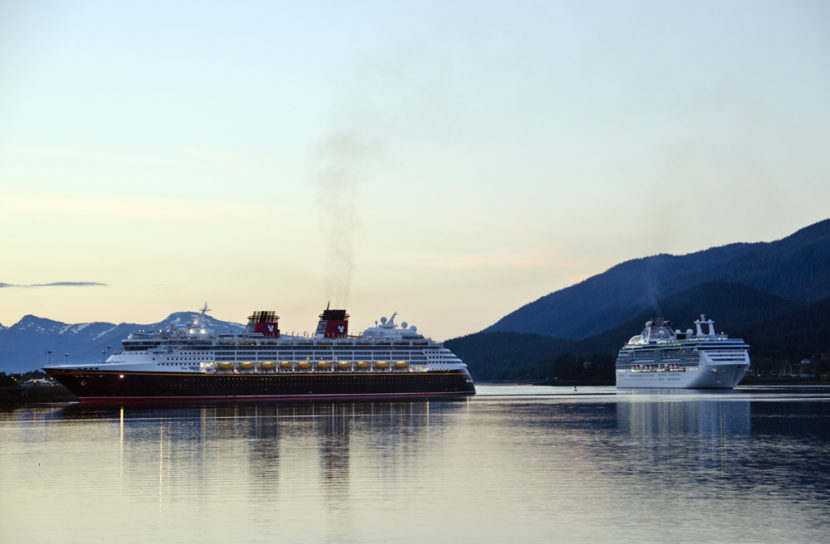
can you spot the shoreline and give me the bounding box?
[0,385,78,405]
[534,376,830,387]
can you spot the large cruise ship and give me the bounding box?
[44,306,476,403]
[615,315,750,389]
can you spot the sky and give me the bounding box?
[1,0,829,339]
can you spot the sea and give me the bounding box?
[2,385,830,544]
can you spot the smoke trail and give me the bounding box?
[308,39,446,306]
[311,132,366,307]
[642,259,663,317]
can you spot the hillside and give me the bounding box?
[567,281,804,357]
[444,332,572,382]
[448,281,827,382]
[732,296,830,365]
[486,219,830,339]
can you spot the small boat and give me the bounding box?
[316,361,332,371]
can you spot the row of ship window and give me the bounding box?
[632,350,697,359]
[211,346,438,351]
[213,341,432,346]
[135,347,447,356]
[158,357,433,362]
[161,351,434,357]
[149,347,442,353]
[212,351,429,357]
[154,361,438,366]
[154,376,452,385]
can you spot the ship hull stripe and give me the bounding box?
[76,391,472,404]
[45,368,476,402]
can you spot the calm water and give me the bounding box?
[2,385,830,544]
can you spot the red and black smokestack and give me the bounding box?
[246,310,280,338]
[315,305,349,338]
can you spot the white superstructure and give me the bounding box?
[44,305,476,402]
[615,315,750,389]
[52,307,467,376]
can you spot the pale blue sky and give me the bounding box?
[2,0,828,338]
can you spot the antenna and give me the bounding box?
[200,302,211,315]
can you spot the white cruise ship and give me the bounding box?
[45,306,476,403]
[615,315,750,389]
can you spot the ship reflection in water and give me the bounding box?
[3,387,830,543]
[616,390,752,471]
[49,400,451,540]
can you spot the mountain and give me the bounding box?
[486,219,830,340]
[0,312,244,373]
[731,295,830,364]
[447,280,828,382]
[444,332,572,382]
[4,220,829,379]
[566,281,804,357]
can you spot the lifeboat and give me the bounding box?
[373,361,389,370]
[393,361,409,370]
[238,361,255,371]
[216,362,234,371]
[336,361,352,371]
[316,361,332,371]
[355,361,371,370]
[258,361,276,371]
[296,361,312,370]
[278,361,292,370]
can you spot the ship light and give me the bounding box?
[119,374,124,379]
[200,329,206,334]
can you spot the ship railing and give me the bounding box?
[206,360,420,374]
[239,361,432,373]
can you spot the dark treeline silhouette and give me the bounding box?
[447,284,830,383]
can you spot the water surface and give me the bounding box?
[2,385,829,543]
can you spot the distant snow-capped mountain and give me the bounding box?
[0,312,245,373]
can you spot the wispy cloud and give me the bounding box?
[0,144,269,170]
[0,192,294,222]
[0,282,108,288]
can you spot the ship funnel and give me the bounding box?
[315,308,349,338]
[246,310,280,337]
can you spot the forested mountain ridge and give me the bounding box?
[449,217,830,384]
[485,219,830,340]
[448,280,818,382]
